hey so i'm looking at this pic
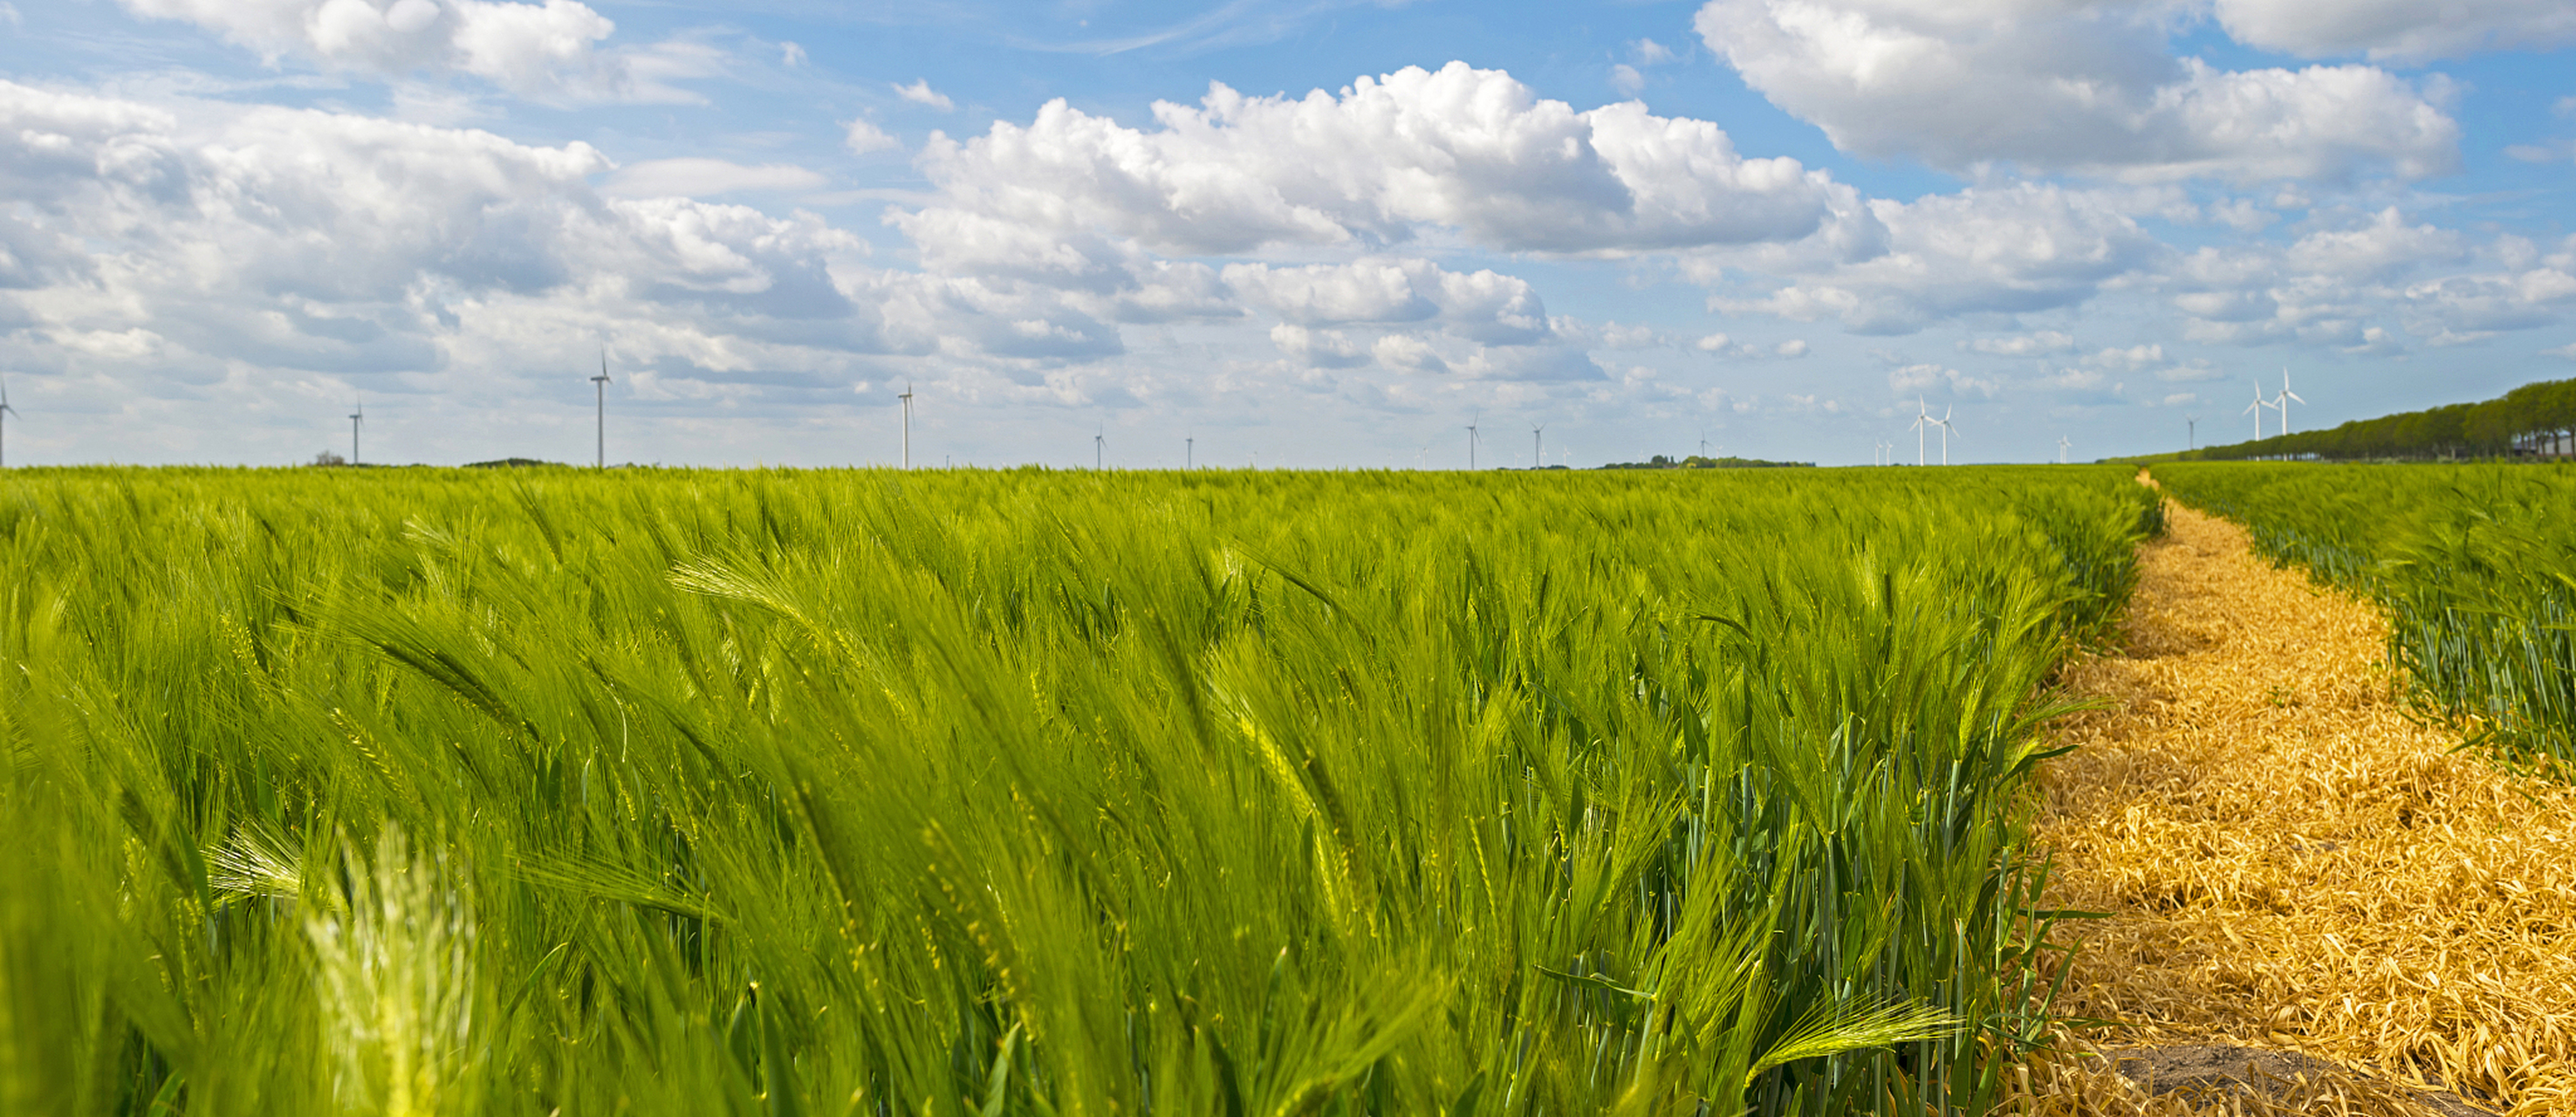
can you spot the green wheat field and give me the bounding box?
[0,465,2162,1116]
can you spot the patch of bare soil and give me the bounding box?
[2016,497,2576,1116]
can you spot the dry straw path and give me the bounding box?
[2029,496,2576,1115]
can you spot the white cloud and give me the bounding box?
[2162,392,2198,406]
[1223,258,1552,344]
[2207,198,2278,232]
[844,119,899,154]
[905,63,1848,258]
[0,79,942,400]
[780,42,805,67]
[2212,0,2576,62]
[1369,333,1446,374]
[117,0,656,102]
[2544,342,2576,360]
[601,158,828,198]
[1268,323,1368,367]
[2154,212,2558,349]
[2285,207,2467,281]
[1693,0,2459,182]
[2085,343,2163,372]
[1609,64,1645,96]
[894,79,954,111]
[1887,363,1997,398]
[1692,332,1807,359]
[2401,267,2576,337]
[1583,321,1668,349]
[1961,331,2075,356]
[1709,182,2165,333]
[1634,38,1678,65]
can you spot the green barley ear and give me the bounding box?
[305,826,484,1117]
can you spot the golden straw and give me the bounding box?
[2024,497,2575,1115]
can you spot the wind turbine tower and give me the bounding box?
[1909,398,1932,466]
[1931,406,1957,465]
[2058,435,2072,464]
[1094,427,1105,470]
[2243,381,2265,442]
[0,376,17,469]
[349,395,363,466]
[1531,423,1544,470]
[592,350,613,469]
[2187,415,2200,450]
[1187,435,1194,469]
[2273,368,2306,435]
[898,381,914,469]
[1467,415,1480,469]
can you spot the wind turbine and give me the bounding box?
[1531,423,1544,471]
[2187,415,2200,450]
[1934,406,1957,464]
[1467,415,1480,470]
[2273,367,2306,435]
[1909,397,1932,466]
[2057,435,2072,464]
[898,381,914,469]
[1094,426,1105,470]
[1187,435,1194,469]
[591,349,613,469]
[348,394,363,466]
[2243,380,2265,442]
[1699,430,1710,459]
[0,375,17,469]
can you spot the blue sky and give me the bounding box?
[2,0,2572,467]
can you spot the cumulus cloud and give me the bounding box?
[894,79,954,111]
[1693,332,1808,359]
[1709,182,2166,333]
[844,119,899,154]
[1369,333,1447,374]
[1268,323,1368,367]
[1223,259,1552,343]
[115,0,664,102]
[0,79,947,398]
[601,158,828,198]
[2212,0,2576,62]
[1887,363,1997,398]
[1693,0,2459,182]
[905,62,1849,258]
[2084,343,2164,372]
[1961,331,2075,356]
[2158,210,2557,348]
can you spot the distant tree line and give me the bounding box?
[1599,454,1812,469]
[2168,375,2576,463]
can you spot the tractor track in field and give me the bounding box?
[2018,492,2576,1116]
